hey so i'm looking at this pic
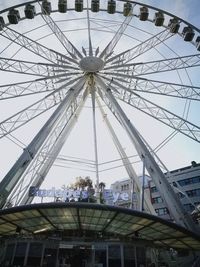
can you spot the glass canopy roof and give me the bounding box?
[0,203,199,250]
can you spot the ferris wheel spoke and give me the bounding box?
[101,73,200,101]
[0,96,61,139]
[104,54,200,76]
[105,29,174,65]
[0,27,76,65]
[54,73,83,85]
[105,83,200,142]
[39,1,83,61]
[0,75,84,138]
[0,72,83,100]
[53,65,80,71]
[0,78,57,100]
[99,7,133,60]
[86,0,93,56]
[0,74,77,100]
[0,57,66,77]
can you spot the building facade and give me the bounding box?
[110,175,151,211]
[150,162,200,221]
[110,162,200,222]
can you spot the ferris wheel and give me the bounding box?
[0,0,200,232]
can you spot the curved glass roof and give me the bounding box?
[0,203,199,250]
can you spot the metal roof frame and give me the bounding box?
[0,203,199,250]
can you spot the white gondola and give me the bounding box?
[75,0,83,12]
[107,0,116,14]
[123,2,132,17]
[182,26,195,41]
[139,6,148,21]
[0,16,5,30]
[24,4,36,19]
[154,12,164,26]
[42,0,52,15]
[58,0,67,13]
[195,36,200,51]
[91,0,100,12]
[7,9,20,24]
[168,18,180,33]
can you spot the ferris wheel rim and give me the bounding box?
[0,0,199,34]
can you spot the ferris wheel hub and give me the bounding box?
[79,56,104,72]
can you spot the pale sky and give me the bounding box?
[0,0,200,197]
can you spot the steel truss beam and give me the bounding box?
[99,8,133,60]
[97,97,155,214]
[106,29,173,65]
[0,77,86,208]
[0,78,56,100]
[0,76,82,138]
[104,54,200,76]
[0,57,65,77]
[101,74,200,101]
[0,27,75,65]
[0,77,64,100]
[100,77,200,142]
[96,75,198,232]
[40,3,83,61]
[0,74,83,100]
[11,90,89,206]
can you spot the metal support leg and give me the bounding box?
[96,75,198,232]
[91,88,100,203]
[134,246,138,267]
[120,244,124,267]
[141,159,145,212]
[19,90,88,205]
[0,77,86,208]
[97,97,155,214]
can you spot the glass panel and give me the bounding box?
[0,224,14,231]
[43,248,58,266]
[2,210,39,221]
[13,242,27,266]
[55,223,76,229]
[95,248,107,267]
[129,223,144,231]
[108,245,121,267]
[124,245,138,267]
[16,217,48,228]
[116,213,133,222]
[16,220,36,228]
[58,246,93,266]
[27,242,43,266]
[3,243,15,265]
[136,247,146,266]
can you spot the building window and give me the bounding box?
[152,196,163,204]
[150,186,158,193]
[121,184,129,191]
[178,176,200,186]
[155,207,169,216]
[178,192,185,198]
[186,188,200,197]
[183,203,196,212]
